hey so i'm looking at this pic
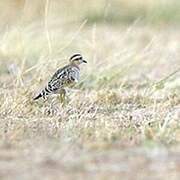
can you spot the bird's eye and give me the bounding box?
[75,58,82,61]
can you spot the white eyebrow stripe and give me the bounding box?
[70,55,84,62]
[70,54,82,60]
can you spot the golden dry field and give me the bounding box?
[0,0,180,179]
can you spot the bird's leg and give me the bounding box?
[59,89,66,106]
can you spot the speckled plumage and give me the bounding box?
[34,54,87,100]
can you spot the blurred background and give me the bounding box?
[0,0,180,27]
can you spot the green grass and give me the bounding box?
[82,0,180,25]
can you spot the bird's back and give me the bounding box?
[50,64,80,87]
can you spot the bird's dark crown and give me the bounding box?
[69,53,87,64]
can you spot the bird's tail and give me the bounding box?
[33,93,43,100]
[34,86,52,100]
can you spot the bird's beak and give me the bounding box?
[83,59,87,63]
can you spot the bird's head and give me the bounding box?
[69,53,87,66]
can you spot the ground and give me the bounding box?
[0,23,180,179]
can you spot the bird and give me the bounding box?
[34,53,87,101]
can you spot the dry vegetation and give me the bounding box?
[0,0,180,179]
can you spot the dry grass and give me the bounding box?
[0,23,180,179]
[0,1,180,179]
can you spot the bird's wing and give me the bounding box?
[48,65,79,91]
[67,66,80,83]
[47,66,68,91]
